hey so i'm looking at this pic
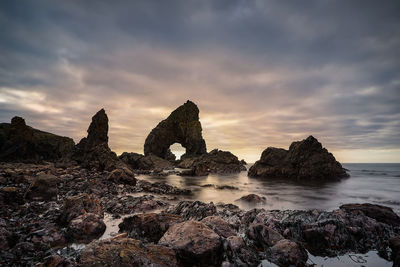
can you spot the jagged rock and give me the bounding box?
[58,193,102,225]
[247,223,283,247]
[340,203,400,227]
[0,117,74,162]
[248,135,349,180]
[67,213,106,243]
[24,173,58,201]
[72,109,122,171]
[119,213,184,243]
[79,234,178,266]
[270,239,308,266]
[119,152,174,171]
[0,226,11,250]
[178,149,246,176]
[136,180,191,195]
[201,216,236,238]
[165,200,217,220]
[236,194,266,204]
[159,220,222,266]
[105,195,168,215]
[144,100,207,159]
[106,167,136,185]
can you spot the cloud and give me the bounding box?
[0,0,399,162]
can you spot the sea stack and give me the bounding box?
[144,100,207,160]
[248,136,349,180]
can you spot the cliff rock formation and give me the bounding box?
[0,116,74,162]
[144,100,206,160]
[248,136,348,180]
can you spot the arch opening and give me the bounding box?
[169,143,186,160]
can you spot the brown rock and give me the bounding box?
[79,235,178,267]
[159,220,222,266]
[247,223,283,247]
[201,216,236,238]
[67,213,106,243]
[58,193,102,225]
[236,194,266,204]
[119,213,184,243]
[389,236,400,267]
[340,203,400,226]
[107,167,136,185]
[270,239,308,266]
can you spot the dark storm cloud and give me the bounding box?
[0,0,399,162]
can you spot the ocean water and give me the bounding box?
[138,163,400,214]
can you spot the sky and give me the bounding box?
[0,0,399,163]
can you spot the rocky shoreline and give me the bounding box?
[0,162,399,266]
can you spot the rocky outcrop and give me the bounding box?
[79,234,178,267]
[178,149,246,176]
[389,236,400,266]
[165,200,217,220]
[72,109,125,172]
[270,239,308,266]
[119,213,184,243]
[0,117,74,162]
[106,167,136,185]
[248,135,349,180]
[201,216,236,238]
[119,152,173,171]
[144,100,207,159]
[159,220,222,266]
[340,203,400,227]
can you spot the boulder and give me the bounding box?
[105,195,168,215]
[270,239,308,266]
[247,223,283,248]
[67,213,106,243]
[79,234,178,266]
[178,149,246,176]
[236,194,266,204]
[58,193,102,225]
[248,135,349,180]
[106,167,136,185]
[201,216,236,238]
[119,152,173,171]
[165,201,217,220]
[144,100,207,159]
[340,203,400,227]
[24,173,58,201]
[0,117,74,162]
[72,109,122,171]
[119,213,184,243]
[159,220,222,266]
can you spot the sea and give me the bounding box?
[134,163,400,267]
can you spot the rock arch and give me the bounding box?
[144,100,207,159]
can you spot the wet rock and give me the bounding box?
[270,239,308,266]
[41,255,74,267]
[72,109,122,171]
[340,203,400,226]
[0,116,74,162]
[24,173,58,201]
[201,216,236,238]
[29,226,67,248]
[0,186,24,205]
[105,195,168,215]
[119,213,184,243]
[159,220,222,266]
[120,152,173,171]
[79,234,178,266]
[67,213,106,243]
[165,200,217,220]
[136,180,191,195]
[144,100,207,159]
[58,193,102,225]
[236,194,266,204]
[178,149,246,175]
[247,223,284,248]
[389,236,400,266]
[106,167,136,185]
[249,135,349,180]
